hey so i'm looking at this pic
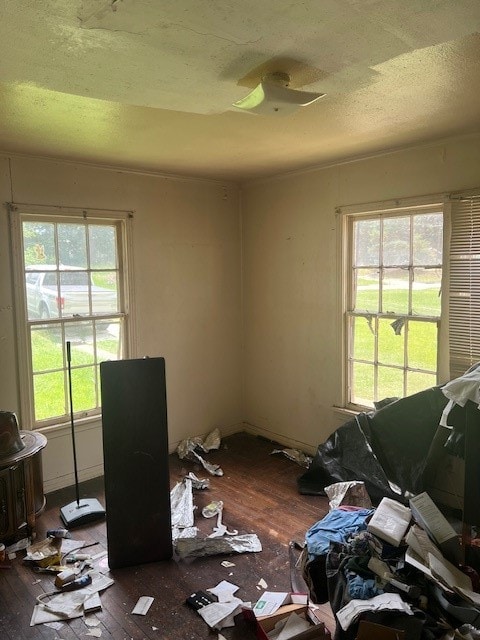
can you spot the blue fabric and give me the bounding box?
[345,573,383,599]
[305,508,374,561]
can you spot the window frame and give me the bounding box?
[337,195,449,411]
[9,203,136,431]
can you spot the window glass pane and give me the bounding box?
[58,223,87,268]
[407,320,438,370]
[97,320,123,360]
[71,366,97,411]
[383,217,410,266]
[31,324,63,372]
[23,221,56,265]
[65,322,95,365]
[413,213,443,265]
[26,269,61,319]
[351,361,374,407]
[353,268,379,312]
[378,317,404,366]
[89,225,117,269]
[412,268,441,316]
[382,268,409,314]
[354,219,380,267]
[377,366,404,400]
[352,316,375,362]
[34,371,66,421]
[59,270,91,317]
[406,371,437,396]
[91,271,118,315]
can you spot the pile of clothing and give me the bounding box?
[301,483,480,640]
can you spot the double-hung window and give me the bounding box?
[10,205,132,429]
[342,201,444,409]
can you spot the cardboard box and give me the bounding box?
[245,603,330,640]
[252,592,308,617]
[356,620,405,639]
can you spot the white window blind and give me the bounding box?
[449,193,480,379]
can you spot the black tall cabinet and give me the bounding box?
[100,357,172,569]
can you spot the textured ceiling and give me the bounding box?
[1,0,480,180]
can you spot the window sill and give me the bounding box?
[332,406,360,419]
[36,415,102,440]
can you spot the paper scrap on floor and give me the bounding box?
[207,580,239,603]
[132,596,154,615]
[198,597,245,629]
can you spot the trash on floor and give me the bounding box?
[186,471,210,489]
[187,580,247,631]
[324,481,372,511]
[271,448,312,468]
[131,596,154,615]
[175,533,262,559]
[24,536,63,567]
[30,572,114,625]
[198,596,246,630]
[253,592,308,618]
[257,607,330,640]
[203,500,238,538]
[201,428,222,452]
[84,616,102,627]
[177,428,224,476]
[46,528,72,539]
[6,537,31,555]
[207,579,239,602]
[171,478,195,528]
[244,597,331,639]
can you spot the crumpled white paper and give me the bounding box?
[207,580,239,603]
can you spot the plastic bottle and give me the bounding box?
[46,528,71,539]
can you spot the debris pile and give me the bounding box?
[301,481,480,639]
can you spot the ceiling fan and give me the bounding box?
[232,71,325,115]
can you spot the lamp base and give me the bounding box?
[60,498,105,528]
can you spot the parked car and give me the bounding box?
[25,265,117,319]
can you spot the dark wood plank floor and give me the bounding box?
[0,432,334,639]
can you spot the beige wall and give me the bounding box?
[241,134,480,452]
[2,134,480,492]
[0,156,243,491]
